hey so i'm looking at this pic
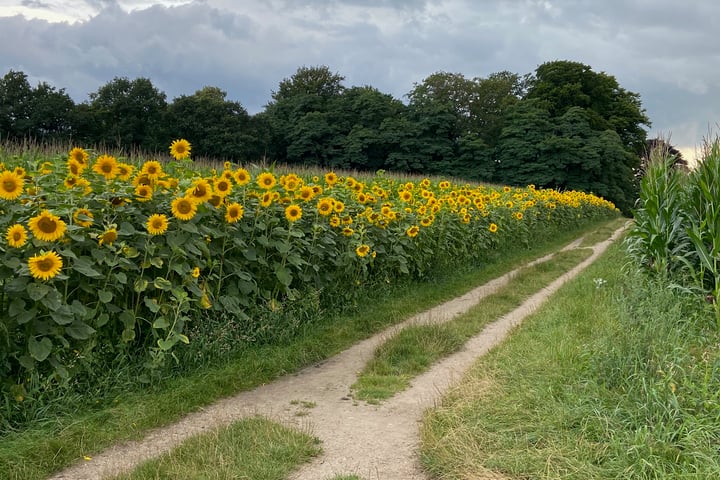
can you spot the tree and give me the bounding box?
[0,70,33,139]
[165,86,252,161]
[526,60,650,154]
[271,65,345,103]
[87,77,167,151]
[29,82,75,141]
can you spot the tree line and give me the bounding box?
[0,60,651,213]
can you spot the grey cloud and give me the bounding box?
[0,0,718,151]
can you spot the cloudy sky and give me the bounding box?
[1,0,718,161]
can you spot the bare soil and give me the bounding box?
[50,227,625,480]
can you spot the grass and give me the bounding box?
[0,218,618,480]
[420,239,720,479]
[352,247,593,402]
[109,417,320,480]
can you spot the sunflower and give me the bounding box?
[285,204,302,222]
[28,251,63,281]
[92,154,119,180]
[406,225,420,238]
[73,208,94,228]
[191,267,200,278]
[333,201,345,213]
[296,186,315,202]
[355,244,371,257]
[146,214,169,235]
[329,215,341,228]
[225,202,244,223]
[117,163,135,181]
[260,192,273,208]
[169,139,191,160]
[0,170,24,200]
[68,147,89,165]
[316,197,334,216]
[140,160,163,180]
[399,190,412,202]
[67,158,86,176]
[187,179,213,203]
[342,227,354,236]
[28,210,66,242]
[171,196,197,221]
[488,223,498,233]
[514,211,524,220]
[6,224,27,248]
[256,172,277,190]
[213,178,233,197]
[98,228,118,246]
[234,168,251,186]
[324,172,338,186]
[420,216,434,228]
[134,184,153,202]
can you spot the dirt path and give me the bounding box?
[50,227,625,480]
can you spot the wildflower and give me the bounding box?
[28,251,63,281]
[28,210,66,242]
[146,214,169,235]
[169,139,191,160]
[0,170,24,200]
[225,202,244,223]
[171,196,198,221]
[285,204,303,222]
[6,224,27,248]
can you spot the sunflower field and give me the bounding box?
[0,140,619,407]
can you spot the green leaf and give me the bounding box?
[119,311,135,328]
[66,320,95,340]
[150,257,164,268]
[98,290,113,303]
[3,256,21,269]
[18,355,35,370]
[178,334,190,345]
[153,316,170,329]
[121,328,136,342]
[157,337,177,351]
[114,272,128,284]
[153,277,173,291]
[118,222,137,235]
[8,298,26,317]
[50,306,74,326]
[96,313,110,327]
[144,297,161,313]
[28,337,52,362]
[16,308,36,325]
[180,222,198,234]
[72,256,103,278]
[40,290,62,311]
[134,278,149,292]
[27,283,51,301]
[274,264,293,287]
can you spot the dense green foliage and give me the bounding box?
[1,61,649,211]
[627,139,720,324]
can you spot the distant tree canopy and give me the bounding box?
[0,61,651,212]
